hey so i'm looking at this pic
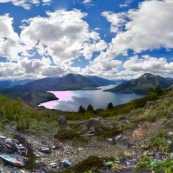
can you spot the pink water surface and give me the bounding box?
[39,91,74,109]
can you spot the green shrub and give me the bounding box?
[60,156,103,173]
[54,128,81,140]
[135,158,173,173]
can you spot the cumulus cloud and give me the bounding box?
[102,11,126,33]
[124,55,173,75]
[21,9,107,65]
[0,0,51,9]
[81,57,122,78]
[101,0,173,59]
[0,14,21,60]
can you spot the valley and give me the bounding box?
[0,74,172,172]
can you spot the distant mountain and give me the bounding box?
[87,76,116,86]
[4,73,115,92]
[0,74,116,105]
[108,73,173,94]
[0,89,57,106]
[0,79,33,89]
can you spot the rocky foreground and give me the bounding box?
[0,111,173,173]
[0,88,173,172]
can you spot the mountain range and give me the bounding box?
[0,79,33,89]
[8,73,116,92]
[108,73,173,94]
[0,74,116,105]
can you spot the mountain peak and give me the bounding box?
[108,73,173,94]
[140,73,157,79]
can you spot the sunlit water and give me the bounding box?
[39,85,144,112]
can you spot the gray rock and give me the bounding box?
[115,134,122,141]
[58,115,67,126]
[0,154,26,167]
[116,139,129,149]
[60,159,72,168]
[87,117,101,131]
[40,147,51,154]
[167,131,173,136]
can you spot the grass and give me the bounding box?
[135,157,173,173]
[149,131,173,152]
[54,128,81,140]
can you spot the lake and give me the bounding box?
[39,85,144,112]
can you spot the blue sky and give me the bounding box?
[0,0,173,80]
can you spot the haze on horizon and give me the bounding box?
[0,0,173,81]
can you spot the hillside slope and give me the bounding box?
[0,85,173,172]
[7,73,115,92]
[108,73,173,94]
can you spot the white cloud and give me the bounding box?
[81,57,122,78]
[124,55,173,75]
[102,11,126,33]
[101,0,173,59]
[119,0,133,8]
[21,9,107,65]
[0,14,21,60]
[83,0,91,4]
[0,0,51,9]
[43,0,51,5]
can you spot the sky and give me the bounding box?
[0,0,173,80]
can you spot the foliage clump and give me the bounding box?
[60,156,103,173]
[135,157,173,173]
[54,128,81,140]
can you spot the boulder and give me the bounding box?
[87,117,101,131]
[116,139,129,149]
[115,134,129,149]
[0,154,26,167]
[60,159,72,168]
[58,115,67,126]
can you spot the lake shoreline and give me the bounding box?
[39,85,144,112]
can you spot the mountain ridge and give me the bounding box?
[108,73,173,94]
[6,73,116,92]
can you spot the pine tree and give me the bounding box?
[87,104,94,112]
[155,85,162,96]
[78,105,86,113]
[107,102,114,110]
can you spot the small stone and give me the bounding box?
[115,134,122,141]
[167,132,173,136]
[40,147,51,154]
[60,159,72,168]
[167,140,173,145]
[0,136,6,140]
[107,138,113,142]
[49,162,57,168]
[141,144,149,149]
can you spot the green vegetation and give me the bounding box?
[135,157,173,173]
[149,131,173,152]
[108,73,173,94]
[0,90,57,106]
[87,104,94,112]
[54,128,81,140]
[59,156,103,173]
[78,105,86,113]
[64,86,163,121]
[107,102,114,110]
[0,94,59,131]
